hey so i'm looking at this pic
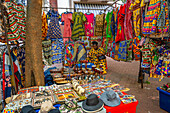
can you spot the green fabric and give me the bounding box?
[106,11,113,38]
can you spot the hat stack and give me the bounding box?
[72,79,85,96]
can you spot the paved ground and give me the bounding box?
[106,57,170,113]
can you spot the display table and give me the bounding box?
[104,101,138,113]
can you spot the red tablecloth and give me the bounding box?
[104,92,138,113]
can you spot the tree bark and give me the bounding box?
[25,0,45,87]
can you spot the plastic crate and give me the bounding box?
[157,87,170,112]
[35,104,61,113]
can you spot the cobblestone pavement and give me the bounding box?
[106,57,170,113]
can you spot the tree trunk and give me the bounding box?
[25,0,45,87]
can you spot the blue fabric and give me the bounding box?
[5,87,11,99]
[44,67,56,86]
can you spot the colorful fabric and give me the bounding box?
[42,40,52,65]
[124,0,133,40]
[127,39,133,61]
[80,36,91,53]
[42,11,48,39]
[111,41,116,59]
[87,47,107,74]
[65,43,74,67]
[72,12,86,40]
[116,4,126,42]
[162,61,170,76]
[61,13,72,37]
[106,40,113,57]
[95,14,106,36]
[133,37,140,61]
[118,41,127,61]
[51,40,64,64]
[72,42,87,62]
[155,58,164,76]
[47,10,62,39]
[6,1,26,41]
[84,13,94,36]
[142,0,161,34]
[111,13,115,40]
[106,11,113,38]
[114,42,120,61]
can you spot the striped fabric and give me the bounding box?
[6,1,26,41]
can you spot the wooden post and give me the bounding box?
[25,0,45,87]
[0,0,17,94]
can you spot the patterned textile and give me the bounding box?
[155,58,164,76]
[47,10,62,39]
[65,43,74,67]
[124,0,133,40]
[80,36,91,53]
[111,13,115,40]
[42,40,52,65]
[114,42,120,61]
[87,47,107,74]
[72,12,87,40]
[106,40,113,57]
[84,13,94,36]
[127,39,133,61]
[162,61,170,76]
[133,37,140,61]
[118,41,127,61]
[72,42,87,62]
[157,0,169,33]
[51,40,64,64]
[6,1,26,41]
[17,47,25,81]
[61,12,72,37]
[111,41,116,59]
[142,0,161,34]
[106,11,113,38]
[116,4,126,42]
[42,11,48,39]
[95,14,106,36]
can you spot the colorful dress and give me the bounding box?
[106,11,113,38]
[84,13,94,36]
[87,47,107,74]
[72,12,87,40]
[42,40,52,65]
[64,43,74,67]
[61,12,72,37]
[6,1,26,41]
[127,39,133,61]
[47,10,62,39]
[95,14,106,36]
[118,41,127,61]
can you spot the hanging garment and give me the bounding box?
[87,47,107,74]
[42,11,48,40]
[111,41,116,59]
[113,8,119,40]
[157,0,169,33]
[95,14,106,36]
[124,0,133,40]
[106,11,113,38]
[162,50,170,76]
[133,37,140,61]
[72,12,87,40]
[114,42,120,61]
[51,40,64,64]
[42,40,52,65]
[106,40,113,57]
[80,36,91,53]
[118,41,127,61]
[116,4,126,42]
[61,12,72,37]
[6,1,26,41]
[111,13,115,41]
[65,43,74,67]
[72,42,87,62]
[142,0,161,34]
[47,10,62,39]
[84,13,94,36]
[127,39,133,61]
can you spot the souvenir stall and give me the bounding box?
[0,0,140,113]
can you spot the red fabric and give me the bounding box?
[13,62,19,91]
[104,92,138,113]
[116,4,126,42]
[2,53,5,100]
[124,0,133,40]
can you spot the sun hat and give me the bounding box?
[100,90,121,107]
[82,94,104,113]
[38,101,56,113]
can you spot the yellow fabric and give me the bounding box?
[87,47,107,74]
[42,11,48,40]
